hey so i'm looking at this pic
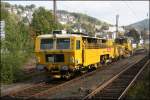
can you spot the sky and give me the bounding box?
[3,0,149,26]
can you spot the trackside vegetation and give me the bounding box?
[126,66,150,100]
[1,8,34,83]
[0,3,62,84]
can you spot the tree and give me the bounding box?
[14,4,18,8]
[25,5,30,10]
[31,7,63,35]
[141,28,148,40]
[25,4,36,11]
[18,5,25,12]
[22,17,29,23]
[100,25,109,31]
[2,2,11,8]
[125,28,140,43]
[0,7,9,20]
[1,7,33,83]
[30,4,36,10]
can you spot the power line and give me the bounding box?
[122,1,146,29]
[122,1,138,19]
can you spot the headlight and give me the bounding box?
[37,57,41,62]
[69,56,75,63]
[75,59,79,64]
[61,65,68,70]
[36,64,44,71]
[36,57,41,63]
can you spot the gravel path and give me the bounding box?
[1,72,46,96]
[1,57,45,96]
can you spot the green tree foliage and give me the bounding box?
[100,25,109,31]
[82,23,95,35]
[18,5,25,11]
[25,4,35,11]
[70,12,102,25]
[2,2,11,8]
[141,28,149,40]
[30,4,36,10]
[1,6,33,83]
[125,28,140,43]
[65,11,110,34]
[31,7,63,35]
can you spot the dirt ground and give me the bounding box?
[0,56,46,96]
[22,57,37,73]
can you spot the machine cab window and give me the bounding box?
[40,38,53,49]
[56,38,70,49]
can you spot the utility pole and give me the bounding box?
[116,14,119,38]
[143,12,149,49]
[53,0,57,23]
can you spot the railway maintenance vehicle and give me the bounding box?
[35,30,133,79]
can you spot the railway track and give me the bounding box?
[2,80,66,100]
[1,63,109,100]
[28,54,146,99]
[83,56,149,100]
[1,55,130,100]
[1,53,147,100]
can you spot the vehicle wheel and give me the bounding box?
[64,72,72,80]
[45,75,53,83]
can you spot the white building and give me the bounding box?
[0,20,5,39]
[95,25,102,30]
[57,13,76,25]
[72,27,86,33]
[5,8,11,13]
[107,26,125,39]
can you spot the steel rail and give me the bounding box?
[1,59,116,99]
[1,53,146,100]
[118,60,149,100]
[30,55,145,99]
[83,56,147,100]
[30,61,126,98]
[30,66,106,98]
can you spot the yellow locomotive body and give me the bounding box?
[35,31,132,78]
[114,37,133,58]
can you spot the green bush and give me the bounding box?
[1,6,34,84]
